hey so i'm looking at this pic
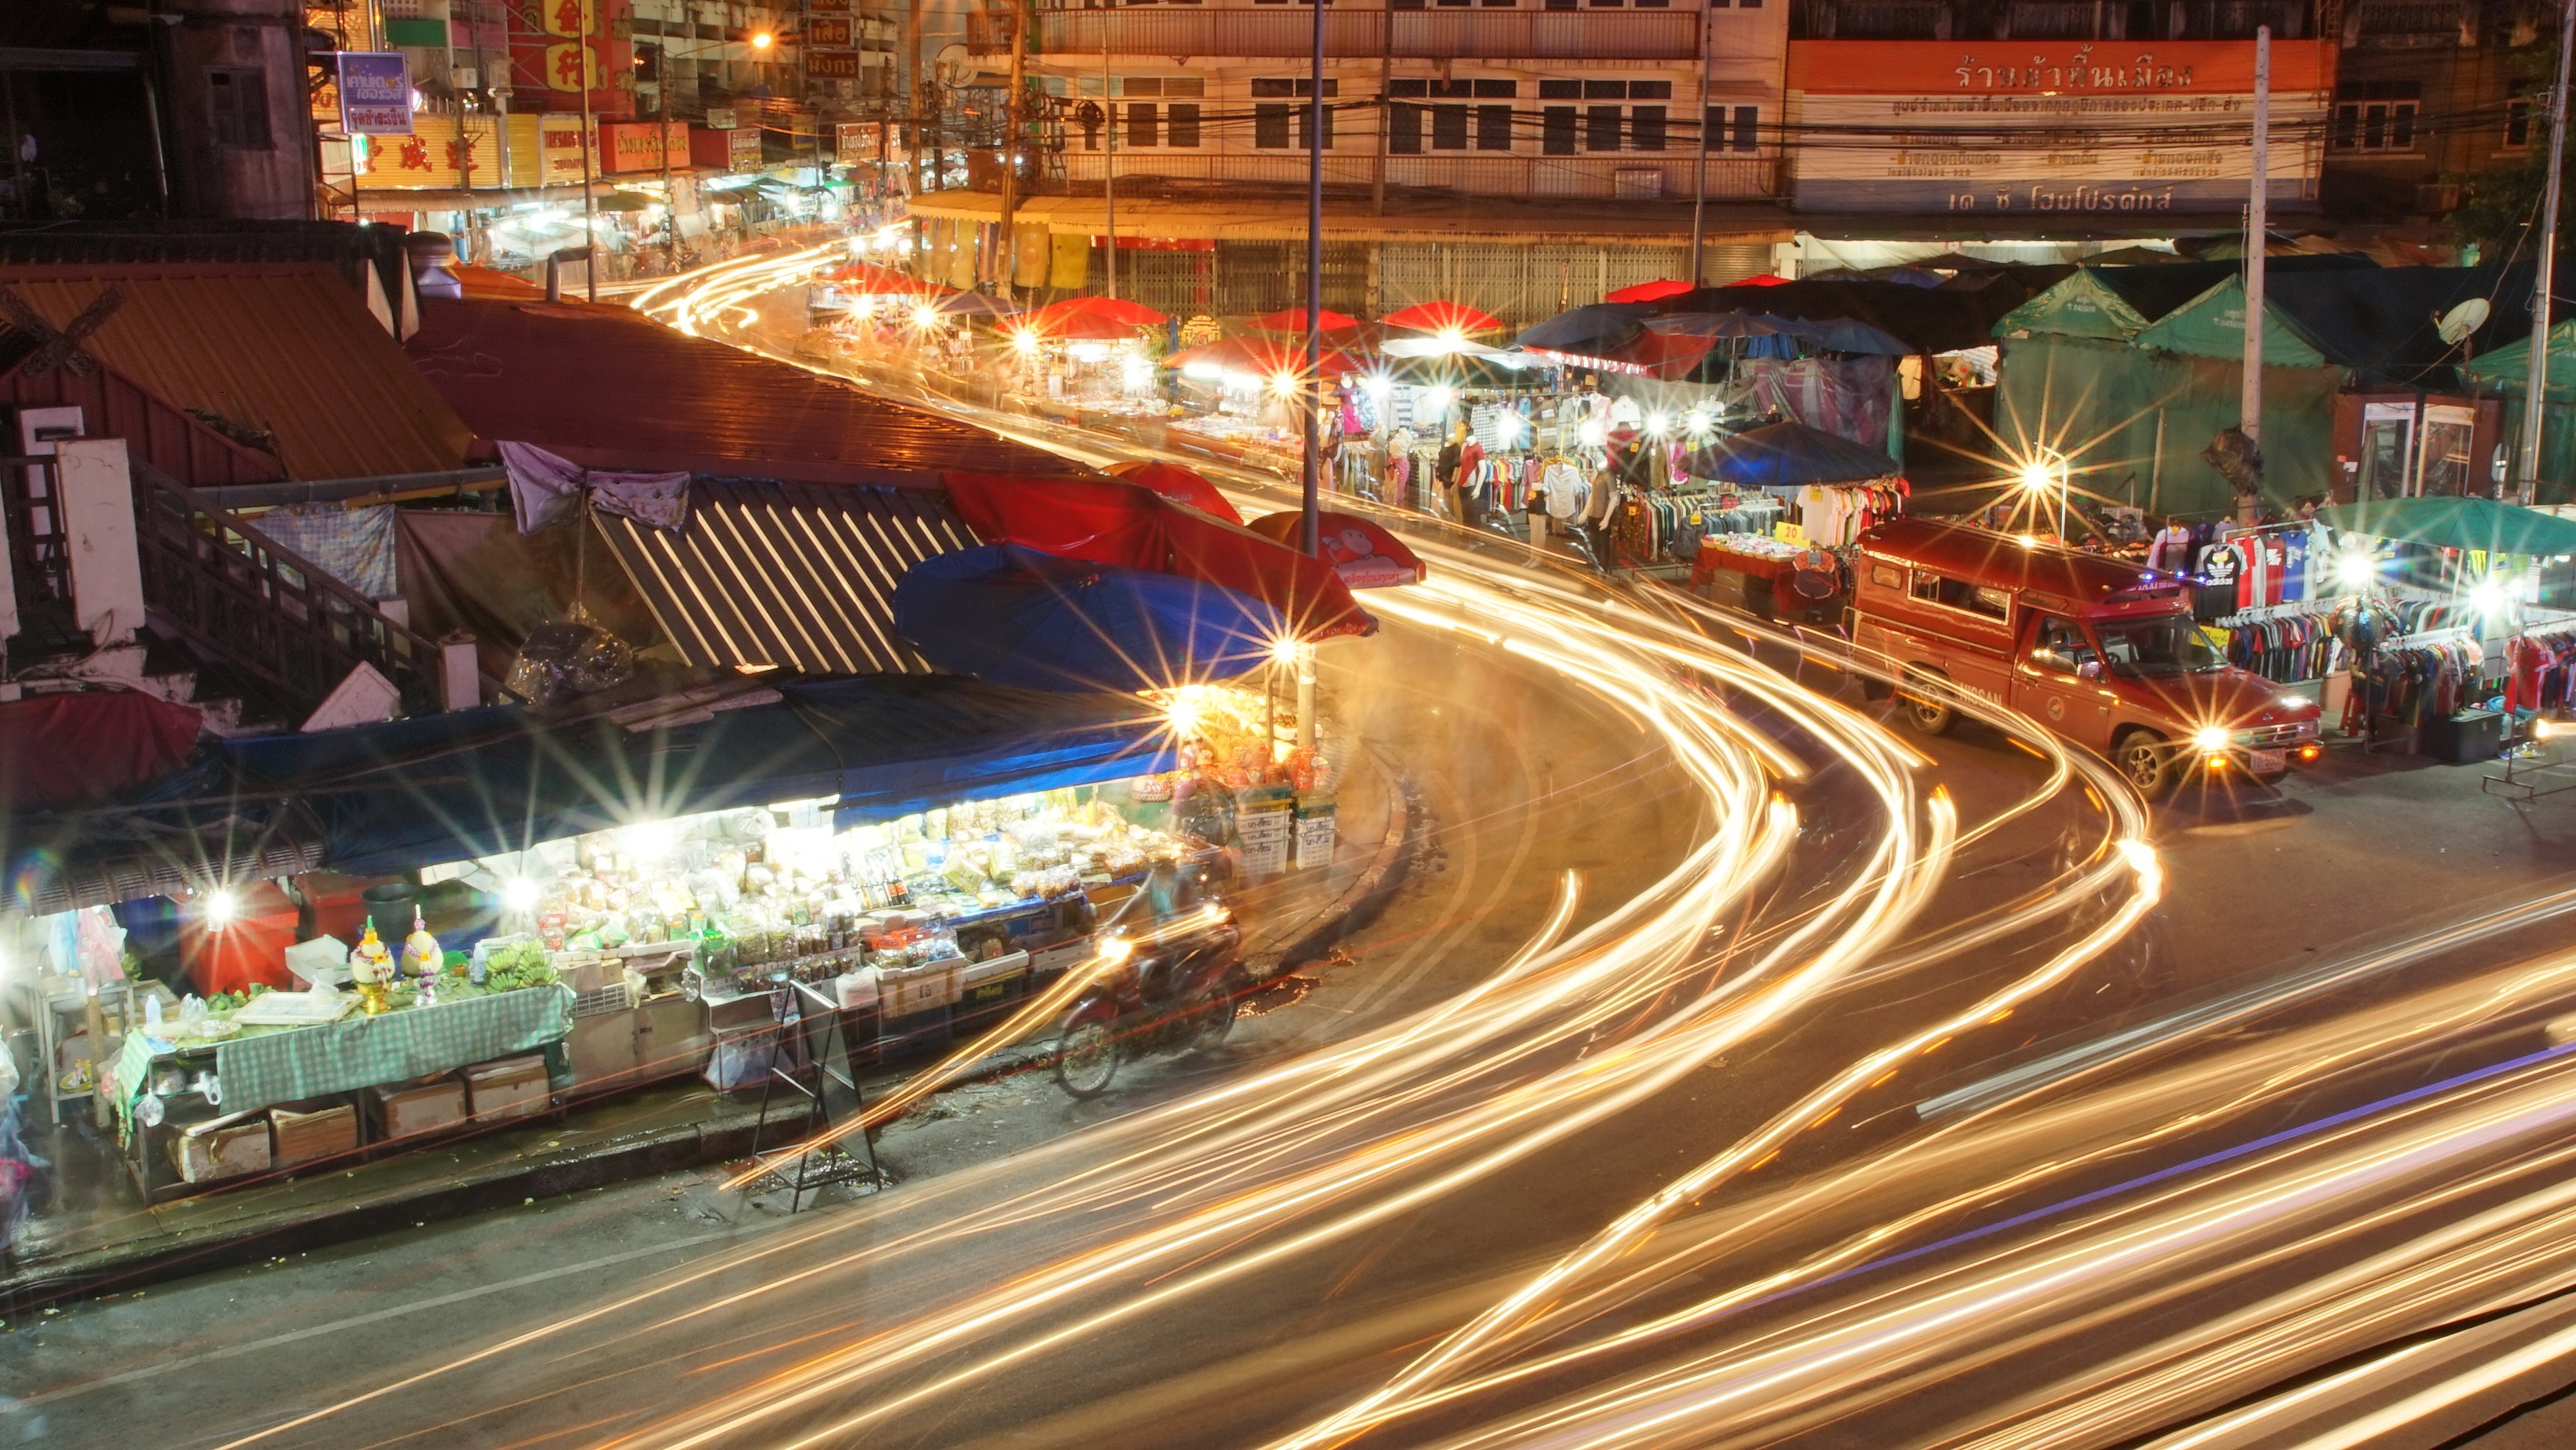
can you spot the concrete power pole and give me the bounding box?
[996,0,1028,299]
[2242,26,2268,458]
[2519,0,2575,504]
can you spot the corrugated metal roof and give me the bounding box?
[597,480,982,676]
[0,262,473,480]
[406,297,1101,487]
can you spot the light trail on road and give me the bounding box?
[80,248,2576,1450]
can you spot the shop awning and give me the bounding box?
[593,479,982,676]
[107,678,1173,877]
[2313,496,2576,556]
[942,473,1376,641]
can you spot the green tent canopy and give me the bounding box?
[2131,277,2331,367]
[2314,495,2576,556]
[2459,319,2576,395]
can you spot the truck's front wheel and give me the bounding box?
[2115,728,2178,799]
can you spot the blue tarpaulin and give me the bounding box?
[94,676,1173,877]
[895,544,1287,693]
[1684,419,1901,487]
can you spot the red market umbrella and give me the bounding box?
[1736,274,1792,287]
[1249,308,1362,334]
[1019,311,1144,342]
[1243,509,1426,590]
[1105,460,1245,524]
[1604,278,1698,304]
[1164,335,1368,380]
[1029,295,1169,328]
[1380,301,1503,334]
[942,473,1376,641]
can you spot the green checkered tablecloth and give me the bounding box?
[206,984,575,1116]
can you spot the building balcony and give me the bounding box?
[2347,0,2473,44]
[969,8,1704,61]
[1054,149,1776,200]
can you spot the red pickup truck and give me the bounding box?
[1848,518,2323,796]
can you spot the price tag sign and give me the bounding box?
[1772,521,1807,546]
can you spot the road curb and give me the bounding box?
[1242,745,1425,985]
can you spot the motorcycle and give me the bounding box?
[1052,893,1247,1099]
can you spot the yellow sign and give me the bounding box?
[1772,521,1807,546]
[537,0,596,39]
[543,40,600,93]
[353,114,505,190]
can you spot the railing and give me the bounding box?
[2352,0,2466,37]
[1014,8,1701,58]
[131,464,497,718]
[1056,149,1777,198]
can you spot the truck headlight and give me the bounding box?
[2192,726,2232,754]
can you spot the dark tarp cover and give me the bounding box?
[1514,304,1652,354]
[1662,277,2039,355]
[2313,496,2576,556]
[108,677,1173,877]
[894,544,1285,692]
[2134,264,2533,384]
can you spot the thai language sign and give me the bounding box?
[337,52,413,136]
[1785,40,2334,214]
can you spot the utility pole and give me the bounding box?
[997,0,1028,298]
[1302,0,1323,563]
[2240,27,2267,462]
[580,24,599,302]
[1689,2,1710,287]
[1102,20,1115,300]
[2520,0,2575,504]
[658,28,677,271]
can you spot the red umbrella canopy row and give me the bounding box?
[1380,301,1503,334]
[941,472,1378,644]
[1164,335,1370,381]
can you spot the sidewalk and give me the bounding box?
[4,750,1418,1309]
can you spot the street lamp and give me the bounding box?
[2017,450,2069,540]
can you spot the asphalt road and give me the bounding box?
[16,252,2576,1450]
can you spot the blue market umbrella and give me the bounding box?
[1683,420,1899,487]
[1513,303,1652,354]
[895,544,1287,693]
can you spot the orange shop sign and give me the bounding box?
[1786,39,2332,96]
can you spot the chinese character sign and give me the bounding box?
[507,0,633,115]
[540,0,596,38]
[337,52,413,136]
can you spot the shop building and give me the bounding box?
[931,0,1793,325]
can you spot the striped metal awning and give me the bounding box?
[596,480,980,676]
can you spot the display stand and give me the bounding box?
[743,980,882,1211]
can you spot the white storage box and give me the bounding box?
[875,955,965,1017]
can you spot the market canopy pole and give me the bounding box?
[2520,0,2575,505]
[581,31,599,304]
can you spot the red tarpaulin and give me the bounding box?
[942,474,1376,641]
[1104,460,1244,523]
[1738,274,1792,287]
[1029,296,1168,328]
[0,690,202,812]
[1249,308,1361,333]
[1381,301,1504,334]
[1604,279,1697,304]
[1018,311,1143,342]
[1243,509,1427,590]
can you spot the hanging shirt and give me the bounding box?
[1541,460,1586,520]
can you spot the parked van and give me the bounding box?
[1849,518,2323,795]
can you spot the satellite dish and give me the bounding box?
[2436,298,2492,345]
[933,43,975,88]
